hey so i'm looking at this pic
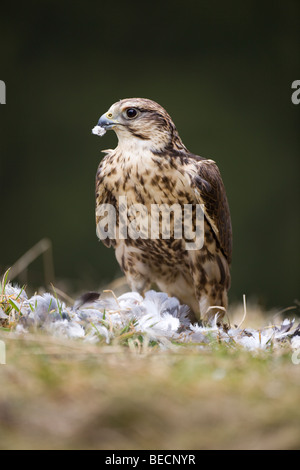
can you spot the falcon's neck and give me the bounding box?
[117,136,159,155]
[114,134,188,160]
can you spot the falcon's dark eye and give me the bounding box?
[125,108,138,119]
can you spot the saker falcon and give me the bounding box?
[93,98,232,323]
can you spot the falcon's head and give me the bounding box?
[95,98,187,153]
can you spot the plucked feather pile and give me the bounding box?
[1,283,300,351]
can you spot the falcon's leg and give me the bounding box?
[156,273,200,314]
[199,291,228,324]
[127,275,152,295]
[115,241,152,295]
[188,248,230,324]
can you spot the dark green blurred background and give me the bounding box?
[0,1,299,309]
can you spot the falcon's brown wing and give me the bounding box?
[190,158,232,263]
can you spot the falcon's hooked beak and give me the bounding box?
[97,113,119,130]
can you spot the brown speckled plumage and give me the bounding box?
[95,98,232,322]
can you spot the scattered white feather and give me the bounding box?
[45,320,85,339]
[235,329,274,351]
[3,284,28,300]
[2,283,300,352]
[291,334,300,350]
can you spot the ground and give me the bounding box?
[1,321,300,450]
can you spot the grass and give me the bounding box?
[0,270,300,449]
[0,325,300,450]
